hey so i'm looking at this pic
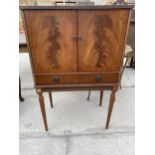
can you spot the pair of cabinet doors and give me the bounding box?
[24,9,129,75]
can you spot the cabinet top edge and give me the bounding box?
[20,5,134,10]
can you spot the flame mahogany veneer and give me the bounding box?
[20,5,133,131]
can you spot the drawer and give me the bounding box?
[35,73,119,85]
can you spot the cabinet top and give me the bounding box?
[20,5,134,10]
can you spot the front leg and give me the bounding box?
[36,89,48,131]
[105,87,117,129]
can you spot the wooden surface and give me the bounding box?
[35,73,118,85]
[36,89,48,131]
[22,9,131,87]
[20,5,133,130]
[78,9,129,72]
[20,5,134,10]
[24,10,77,73]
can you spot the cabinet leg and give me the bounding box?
[48,91,53,108]
[87,91,91,101]
[19,77,24,102]
[105,87,117,129]
[37,89,48,131]
[99,89,104,107]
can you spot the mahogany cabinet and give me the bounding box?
[20,5,133,131]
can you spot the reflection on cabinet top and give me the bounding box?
[20,5,134,10]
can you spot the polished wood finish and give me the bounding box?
[36,89,48,131]
[78,10,129,73]
[20,5,133,131]
[35,73,119,85]
[24,10,77,73]
[106,86,117,129]
[20,5,133,10]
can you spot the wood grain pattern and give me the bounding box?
[36,89,48,131]
[24,10,77,73]
[20,5,134,10]
[42,16,61,69]
[20,6,133,131]
[35,73,119,85]
[106,86,117,129]
[78,10,129,72]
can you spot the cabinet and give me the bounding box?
[20,5,133,131]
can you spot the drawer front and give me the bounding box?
[35,73,119,85]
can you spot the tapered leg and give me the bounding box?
[48,91,53,108]
[99,89,104,107]
[105,87,117,129]
[36,89,48,131]
[87,91,91,101]
[19,77,24,102]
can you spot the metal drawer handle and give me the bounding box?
[53,76,60,83]
[78,36,82,40]
[72,36,82,40]
[96,75,102,81]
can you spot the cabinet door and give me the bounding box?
[24,10,77,73]
[78,10,130,72]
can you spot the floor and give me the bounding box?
[19,53,135,155]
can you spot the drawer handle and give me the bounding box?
[72,36,82,40]
[53,76,60,83]
[96,75,102,82]
[78,36,82,40]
